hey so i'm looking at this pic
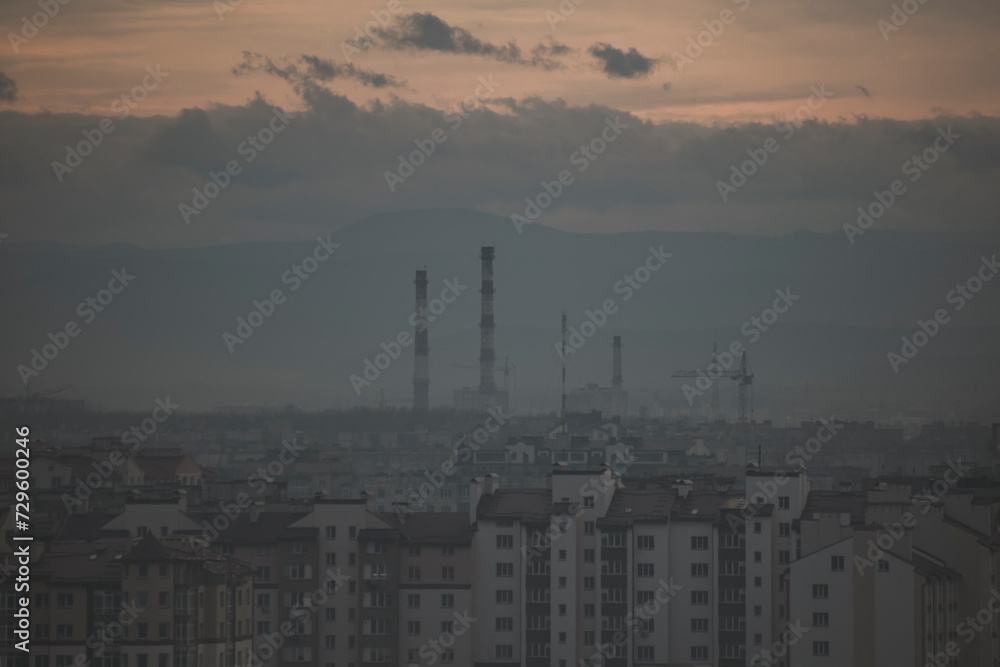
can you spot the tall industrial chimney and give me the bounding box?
[479,247,496,397]
[413,270,429,412]
[612,336,622,391]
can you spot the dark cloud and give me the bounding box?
[530,38,572,71]
[379,13,569,70]
[0,92,996,248]
[232,52,403,90]
[856,85,871,98]
[588,43,658,79]
[0,71,17,103]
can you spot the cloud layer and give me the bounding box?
[0,90,996,248]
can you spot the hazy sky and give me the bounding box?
[0,0,998,245]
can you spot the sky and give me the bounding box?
[0,0,998,246]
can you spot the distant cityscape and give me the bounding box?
[1,399,998,666]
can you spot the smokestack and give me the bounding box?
[413,270,429,413]
[479,247,495,396]
[612,336,622,390]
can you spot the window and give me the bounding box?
[325,608,335,621]
[496,563,513,577]
[779,550,790,564]
[495,646,513,659]
[779,523,790,537]
[36,594,49,608]
[778,496,790,509]
[831,555,845,572]
[691,536,708,550]
[367,541,386,554]
[496,617,513,632]
[138,564,149,578]
[559,549,566,561]
[440,593,454,608]
[407,546,421,556]
[637,535,654,550]
[691,618,708,632]
[754,551,762,563]
[813,641,830,656]
[691,646,708,661]
[584,603,595,618]
[407,621,420,635]
[158,622,168,638]
[324,635,335,649]
[158,591,169,608]
[349,552,356,566]
[441,567,455,581]
[583,496,595,508]
[637,563,654,578]
[158,564,168,577]
[878,560,889,572]
[754,633,763,646]
[583,576,595,590]
[291,542,307,554]
[753,606,762,617]
[637,646,654,660]
[691,591,708,605]
[408,567,421,580]
[559,604,566,616]
[558,576,567,588]
[55,624,72,639]
[496,590,513,604]
[496,535,513,549]
[754,521,762,534]
[57,593,74,609]
[812,612,829,627]
[348,526,357,540]
[407,593,421,608]
[602,531,626,547]
[442,546,454,556]
[324,553,336,567]
[285,564,312,580]
[584,521,595,535]
[754,576,762,587]
[812,584,829,599]
[691,563,708,577]
[325,526,336,539]
[257,565,272,579]
[584,549,595,563]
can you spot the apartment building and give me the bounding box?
[0,534,253,667]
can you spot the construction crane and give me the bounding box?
[672,350,753,423]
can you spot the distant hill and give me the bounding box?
[1,208,998,421]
